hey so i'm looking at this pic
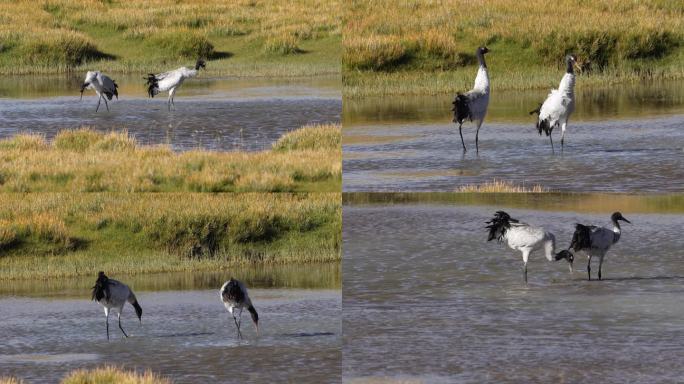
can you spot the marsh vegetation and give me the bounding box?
[0,0,341,76]
[343,0,684,96]
[0,124,340,192]
[0,192,341,280]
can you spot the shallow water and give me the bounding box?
[343,80,684,192]
[343,202,684,383]
[0,268,341,383]
[0,75,340,152]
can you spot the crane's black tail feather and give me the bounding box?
[145,74,159,98]
[485,211,519,243]
[570,224,592,251]
[536,118,552,136]
[452,93,471,124]
[248,305,258,325]
[131,299,143,322]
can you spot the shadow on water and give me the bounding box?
[284,332,336,337]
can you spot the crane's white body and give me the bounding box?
[502,222,557,282]
[81,71,118,112]
[465,66,490,126]
[220,279,259,338]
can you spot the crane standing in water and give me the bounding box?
[91,271,142,340]
[486,211,574,283]
[530,54,579,152]
[568,212,631,281]
[220,278,259,338]
[145,59,206,111]
[452,46,490,153]
[80,71,118,112]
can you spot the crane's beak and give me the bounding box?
[79,83,88,101]
[621,217,631,224]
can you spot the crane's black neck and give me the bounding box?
[477,51,487,68]
[566,59,574,74]
[612,217,621,230]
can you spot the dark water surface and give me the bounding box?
[0,267,341,383]
[344,80,684,192]
[0,75,340,152]
[343,202,684,383]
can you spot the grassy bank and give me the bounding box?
[343,0,684,97]
[0,0,340,76]
[0,124,340,192]
[0,193,341,280]
[2,366,169,384]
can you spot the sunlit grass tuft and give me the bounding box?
[61,366,170,384]
[457,180,548,193]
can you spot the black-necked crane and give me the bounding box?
[91,271,142,340]
[145,59,206,111]
[530,54,579,152]
[452,46,490,153]
[486,211,574,283]
[568,212,631,281]
[80,71,118,112]
[220,278,259,339]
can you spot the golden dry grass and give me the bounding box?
[0,378,23,384]
[0,124,340,192]
[0,0,341,75]
[456,180,548,193]
[343,0,684,96]
[61,366,170,384]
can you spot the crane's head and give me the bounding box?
[80,71,97,100]
[555,249,574,273]
[611,212,631,224]
[195,59,207,71]
[565,54,580,73]
[477,46,490,55]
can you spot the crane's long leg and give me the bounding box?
[560,122,567,153]
[598,254,605,281]
[95,95,102,112]
[587,254,592,281]
[118,312,128,338]
[103,97,109,112]
[232,314,242,339]
[549,133,555,154]
[475,120,482,153]
[104,308,110,341]
[522,250,530,284]
[458,123,466,152]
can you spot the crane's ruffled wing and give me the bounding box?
[464,89,488,121]
[155,71,183,92]
[99,74,119,100]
